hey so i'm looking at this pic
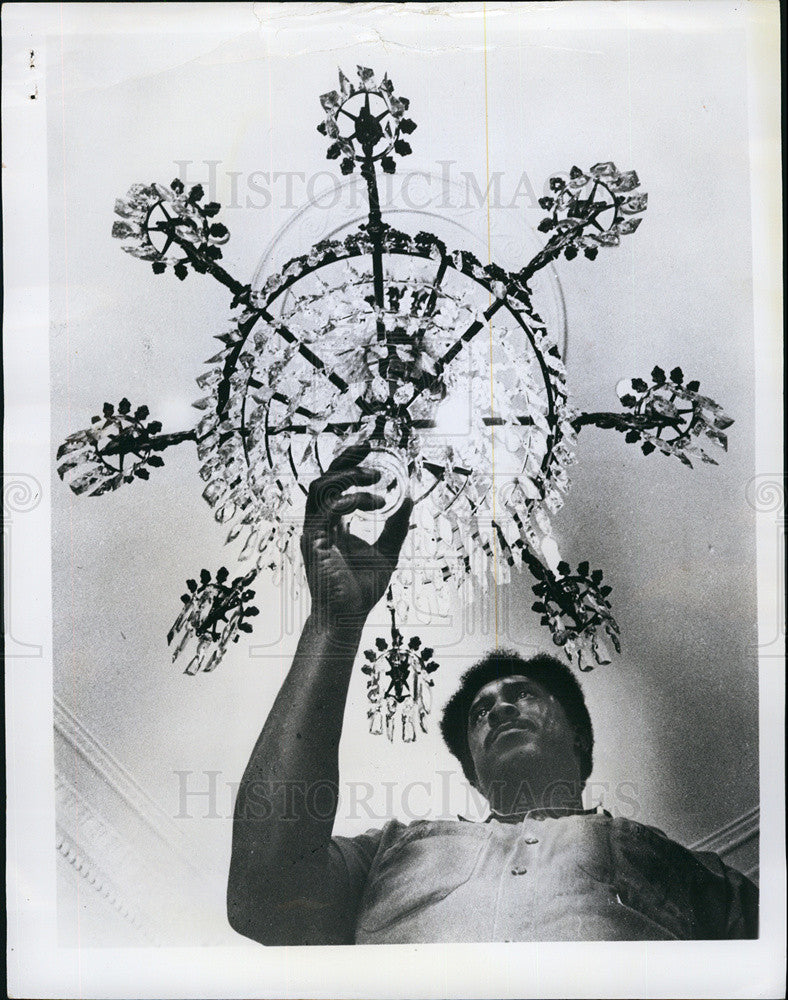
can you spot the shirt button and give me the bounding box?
[511,867,528,876]
[523,837,539,844]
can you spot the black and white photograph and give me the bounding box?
[4,2,784,997]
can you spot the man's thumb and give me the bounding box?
[375,497,414,561]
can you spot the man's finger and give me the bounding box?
[326,441,372,474]
[374,496,414,562]
[327,491,386,521]
[306,467,381,516]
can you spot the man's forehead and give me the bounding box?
[469,673,547,706]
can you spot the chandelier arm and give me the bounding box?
[436,297,506,371]
[421,257,449,318]
[407,255,548,403]
[265,421,359,436]
[422,460,473,478]
[405,301,560,496]
[163,229,251,302]
[519,201,614,281]
[262,401,287,494]
[571,410,685,435]
[482,415,535,427]
[150,429,204,450]
[287,442,308,494]
[210,312,258,419]
[519,541,552,583]
[97,427,198,459]
[403,296,507,412]
[95,429,200,480]
[217,304,362,426]
[262,315,353,392]
[240,344,370,457]
[441,475,471,512]
[256,386,368,498]
[387,588,397,626]
[360,136,399,402]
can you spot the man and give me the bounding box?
[227,444,758,945]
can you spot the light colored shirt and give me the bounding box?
[330,810,758,943]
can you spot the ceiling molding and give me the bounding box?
[689,805,759,856]
[53,694,201,864]
[689,805,759,882]
[55,762,226,944]
[56,820,160,945]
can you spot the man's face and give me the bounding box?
[466,674,580,795]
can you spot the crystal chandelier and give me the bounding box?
[57,67,733,740]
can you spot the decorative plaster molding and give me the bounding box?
[55,766,224,944]
[54,699,229,944]
[689,806,759,880]
[55,823,160,945]
[689,806,759,856]
[53,695,200,864]
[55,771,163,942]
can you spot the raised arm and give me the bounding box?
[227,443,412,945]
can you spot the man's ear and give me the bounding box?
[464,760,480,792]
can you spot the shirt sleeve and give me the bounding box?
[690,849,759,939]
[720,862,759,939]
[328,826,386,910]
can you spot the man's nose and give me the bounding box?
[488,699,519,727]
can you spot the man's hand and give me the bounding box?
[301,443,413,630]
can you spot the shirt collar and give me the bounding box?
[458,804,610,824]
